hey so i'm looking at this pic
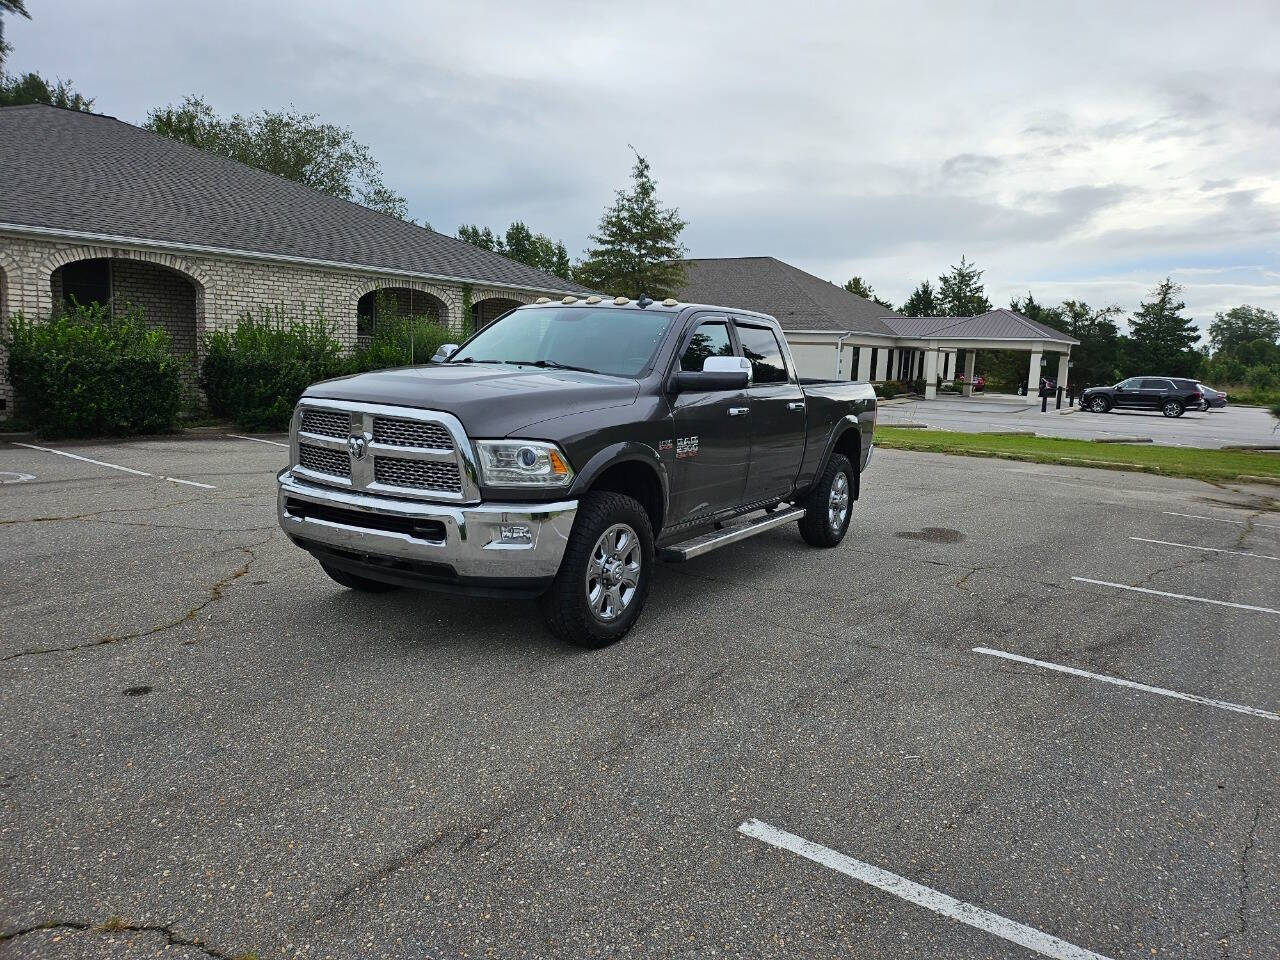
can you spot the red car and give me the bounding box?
[956,374,985,391]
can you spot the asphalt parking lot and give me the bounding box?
[879,394,1279,449]
[1,435,1277,959]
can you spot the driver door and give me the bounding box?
[1113,378,1142,408]
[667,318,750,524]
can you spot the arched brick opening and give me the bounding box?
[50,257,201,356]
[471,296,523,330]
[356,286,448,343]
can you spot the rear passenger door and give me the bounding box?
[735,321,807,504]
[1138,379,1170,409]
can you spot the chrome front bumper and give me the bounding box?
[277,469,578,582]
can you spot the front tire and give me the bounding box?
[1088,396,1110,413]
[319,561,400,593]
[1162,399,1184,418]
[540,492,654,649]
[798,454,854,548]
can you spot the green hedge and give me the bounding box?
[200,308,347,431]
[200,308,455,431]
[6,302,187,437]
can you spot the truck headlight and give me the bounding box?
[474,440,575,487]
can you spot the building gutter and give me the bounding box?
[0,222,589,298]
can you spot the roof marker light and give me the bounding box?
[613,296,630,305]
[562,295,578,304]
[584,295,602,304]
[535,296,552,304]
[662,298,679,306]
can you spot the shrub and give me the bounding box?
[200,307,346,431]
[1244,364,1278,392]
[874,382,899,400]
[6,302,186,437]
[350,314,453,372]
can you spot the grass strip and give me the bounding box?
[875,426,1280,483]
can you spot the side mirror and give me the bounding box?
[668,355,750,394]
[432,343,459,363]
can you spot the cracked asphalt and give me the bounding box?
[1,435,1276,959]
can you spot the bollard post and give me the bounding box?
[1056,386,1063,410]
[1041,391,1048,412]
[1069,385,1075,407]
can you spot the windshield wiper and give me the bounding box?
[504,359,602,375]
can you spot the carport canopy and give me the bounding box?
[880,310,1080,399]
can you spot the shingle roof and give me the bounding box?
[0,104,591,294]
[882,308,1078,344]
[672,257,903,335]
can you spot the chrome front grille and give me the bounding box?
[374,457,462,493]
[300,408,349,438]
[372,417,453,450]
[299,443,351,478]
[291,400,478,503]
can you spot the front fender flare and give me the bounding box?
[569,441,671,520]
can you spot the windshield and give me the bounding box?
[451,307,675,377]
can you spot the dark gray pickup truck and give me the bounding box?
[277,295,876,647]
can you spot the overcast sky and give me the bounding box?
[7,1,1280,332]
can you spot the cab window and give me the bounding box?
[736,323,789,384]
[1118,378,1141,389]
[1140,378,1169,390]
[680,320,734,372]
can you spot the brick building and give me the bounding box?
[0,104,591,412]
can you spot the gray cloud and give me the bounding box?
[3,0,1278,318]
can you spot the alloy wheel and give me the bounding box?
[585,523,641,622]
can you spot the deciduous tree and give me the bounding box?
[145,96,411,220]
[457,221,573,281]
[842,276,894,310]
[1208,305,1279,354]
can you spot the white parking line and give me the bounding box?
[738,819,1114,960]
[11,441,217,490]
[1130,537,1280,562]
[973,647,1278,720]
[228,434,288,447]
[1071,577,1280,615]
[1163,511,1279,531]
[14,441,153,476]
[165,476,217,489]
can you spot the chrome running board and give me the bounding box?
[659,507,806,562]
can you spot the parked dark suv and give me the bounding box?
[1080,377,1203,417]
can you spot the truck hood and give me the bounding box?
[303,363,640,437]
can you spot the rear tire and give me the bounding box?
[798,454,854,548]
[1162,399,1184,418]
[539,491,654,649]
[319,561,400,593]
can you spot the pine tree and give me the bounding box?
[576,152,688,299]
[1009,292,1064,329]
[843,277,894,310]
[900,280,939,317]
[937,256,992,317]
[1126,278,1201,377]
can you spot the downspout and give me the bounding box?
[834,333,851,379]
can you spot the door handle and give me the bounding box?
[788,401,806,411]
[728,407,749,417]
